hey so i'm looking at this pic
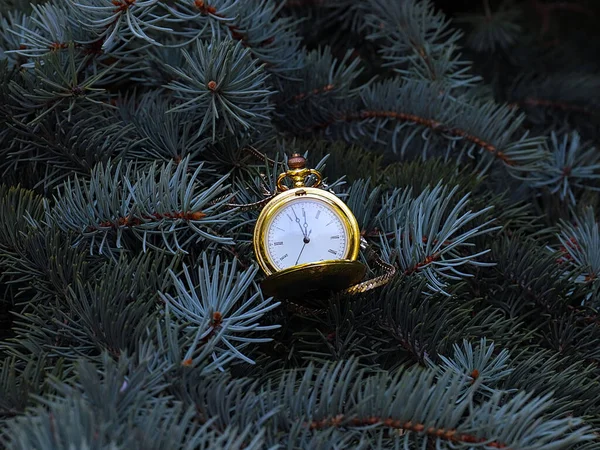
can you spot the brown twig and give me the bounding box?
[510,98,596,116]
[308,415,508,448]
[93,211,206,230]
[310,110,516,166]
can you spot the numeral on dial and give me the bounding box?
[274,241,283,246]
[328,249,337,255]
[280,254,288,261]
[331,235,339,239]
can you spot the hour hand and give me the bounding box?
[292,207,306,238]
[302,209,309,236]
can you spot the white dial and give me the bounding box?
[265,197,349,270]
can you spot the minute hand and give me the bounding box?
[291,207,307,238]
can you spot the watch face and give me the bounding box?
[265,197,350,271]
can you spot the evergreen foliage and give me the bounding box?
[1,0,600,448]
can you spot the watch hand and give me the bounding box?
[295,242,307,265]
[302,209,309,236]
[291,207,306,238]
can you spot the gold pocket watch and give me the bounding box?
[253,154,368,299]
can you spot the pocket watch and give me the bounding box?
[253,153,368,299]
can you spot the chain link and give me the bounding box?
[207,147,279,211]
[283,300,328,316]
[244,145,277,165]
[343,238,396,295]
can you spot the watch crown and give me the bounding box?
[288,153,306,170]
[276,153,322,191]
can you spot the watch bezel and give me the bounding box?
[253,187,361,276]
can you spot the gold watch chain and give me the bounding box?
[343,239,396,295]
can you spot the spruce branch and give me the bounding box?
[274,47,364,133]
[192,359,595,448]
[169,0,239,23]
[306,144,484,198]
[4,1,152,78]
[69,0,171,48]
[362,0,481,88]
[132,38,189,85]
[301,78,546,176]
[49,255,173,359]
[159,253,280,365]
[344,179,384,235]
[7,231,100,307]
[516,97,598,117]
[119,92,208,163]
[380,277,474,364]
[170,0,304,75]
[8,45,115,124]
[483,235,588,319]
[0,194,92,314]
[3,106,137,192]
[0,184,45,256]
[153,311,232,372]
[462,390,594,450]
[529,131,600,204]
[305,364,593,449]
[381,157,482,196]
[0,356,62,423]
[459,306,532,354]
[274,47,363,105]
[48,156,238,255]
[509,73,600,121]
[0,0,46,15]
[542,317,600,366]
[0,10,31,67]
[506,349,600,428]
[379,183,499,295]
[556,206,600,285]
[1,352,267,449]
[301,141,384,186]
[165,37,274,141]
[2,250,176,365]
[6,2,94,59]
[427,338,514,401]
[456,0,523,52]
[49,352,171,419]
